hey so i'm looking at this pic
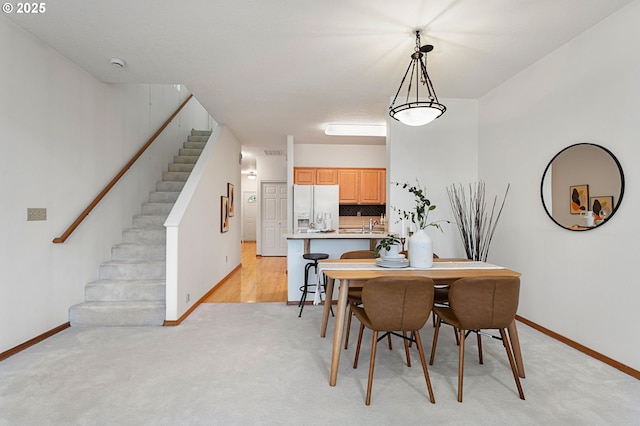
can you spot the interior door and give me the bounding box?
[261,181,288,256]
[242,191,257,241]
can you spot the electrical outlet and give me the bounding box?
[186,293,190,303]
[27,208,47,221]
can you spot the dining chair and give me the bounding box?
[339,250,383,350]
[352,276,436,405]
[429,276,524,402]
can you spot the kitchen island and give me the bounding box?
[283,230,390,303]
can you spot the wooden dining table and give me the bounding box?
[318,258,525,387]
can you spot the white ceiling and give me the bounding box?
[5,0,633,169]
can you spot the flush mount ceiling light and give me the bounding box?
[389,30,446,126]
[324,124,386,137]
[109,57,126,68]
[247,171,257,180]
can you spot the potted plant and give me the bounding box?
[391,181,448,231]
[374,234,403,257]
[391,180,449,267]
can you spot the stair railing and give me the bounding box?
[53,94,194,243]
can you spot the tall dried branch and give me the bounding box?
[447,182,510,261]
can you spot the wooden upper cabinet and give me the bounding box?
[380,169,386,204]
[338,169,359,203]
[360,169,386,204]
[315,168,338,185]
[295,167,386,204]
[294,168,315,185]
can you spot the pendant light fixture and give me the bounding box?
[389,30,446,126]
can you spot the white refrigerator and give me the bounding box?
[293,185,339,232]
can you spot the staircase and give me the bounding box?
[69,129,211,326]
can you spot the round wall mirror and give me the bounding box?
[540,143,625,231]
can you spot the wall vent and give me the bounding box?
[263,149,284,156]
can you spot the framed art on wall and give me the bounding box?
[221,196,229,233]
[569,184,589,214]
[590,196,614,221]
[227,183,235,217]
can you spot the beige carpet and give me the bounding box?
[1,303,638,425]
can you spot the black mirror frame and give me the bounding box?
[540,143,625,231]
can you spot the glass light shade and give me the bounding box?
[393,105,444,126]
[247,171,257,180]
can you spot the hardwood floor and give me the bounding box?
[204,242,288,303]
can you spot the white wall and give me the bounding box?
[294,144,386,168]
[478,1,640,370]
[387,98,479,258]
[0,17,209,352]
[165,126,241,321]
[240,173,258,241]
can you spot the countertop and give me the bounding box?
[284,229,390,239]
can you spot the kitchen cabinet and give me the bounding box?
[294,168,338,185]
[338,168,386,204]
[294,168,315,185]
[337,169,359,203]
[294,167,386,204]
[315,168,338,185]
[360,169,385,204]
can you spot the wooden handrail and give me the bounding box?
[53,94,194,243]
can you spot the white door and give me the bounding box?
[261,182,288,256]
[242,191,257,242]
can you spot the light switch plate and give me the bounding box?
[27,208,47,221]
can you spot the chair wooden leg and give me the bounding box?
[477,332,483,364]
[500,329,525,400]
[344,305,353,350]
[457,328,466,402]
[353,322,365,368]
[365,330,378,406]
[387,333,393,350]
[414,330,435,403]
[429,316,442,365]
[403,331,411,367]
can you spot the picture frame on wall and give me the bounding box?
[590,196,614,221]
[569,184,589,214]
[221,196,229,233]
[227,183,235,217]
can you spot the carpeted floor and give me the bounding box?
[1,303,638,425]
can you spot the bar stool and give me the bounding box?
[298,253,333,317]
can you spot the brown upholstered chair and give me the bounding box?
[352,277,436,405]
[429,276,524,402]
[340,250,379,350]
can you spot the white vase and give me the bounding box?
[408,229,433,268]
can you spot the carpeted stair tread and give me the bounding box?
[69,301,166,326]
[111,243,166,260]
[85,279,165,302]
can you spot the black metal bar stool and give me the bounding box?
[298,253,333,317]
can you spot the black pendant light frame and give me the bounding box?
[389,30,446,125]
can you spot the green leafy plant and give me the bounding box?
[374,234,403,256]
[391,180,449,230]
